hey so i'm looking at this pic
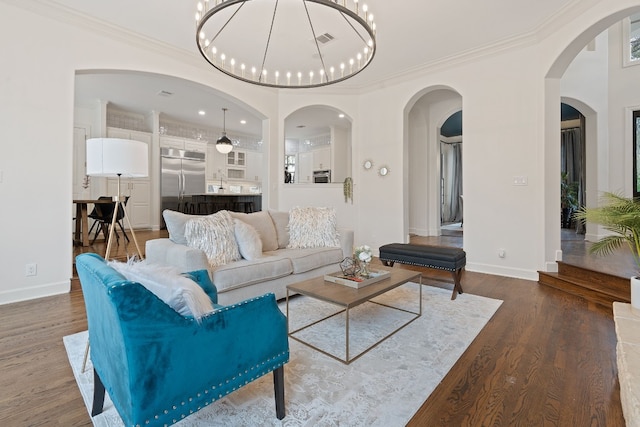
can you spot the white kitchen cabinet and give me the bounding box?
[245,151,263,182]
[160,136,206,152]
[298,152,313,183]
[185,139,206,153]
[159,136,184,150]
[227,150,246,167]
[313,147,331,171]
[206,145,227,180]
[106,128,152,229]
[107,179,151,229]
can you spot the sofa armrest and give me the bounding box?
[145,238,209,273]
[338,228,354,258]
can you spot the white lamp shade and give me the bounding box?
[86,138,149,177]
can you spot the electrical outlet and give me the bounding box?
[513,176,528,186]
[498,249,506,258]
[25,263,37,276]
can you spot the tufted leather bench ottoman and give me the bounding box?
[378,243,466,300]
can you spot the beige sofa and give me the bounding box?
[146,209,354,305]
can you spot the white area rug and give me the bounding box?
[64,283,502,426]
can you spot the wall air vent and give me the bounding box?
[316,33,335,44]
[157,90,174,97]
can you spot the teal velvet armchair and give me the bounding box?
[75,253,289,426]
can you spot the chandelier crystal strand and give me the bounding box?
[195,0,376,88]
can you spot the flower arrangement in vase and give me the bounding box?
[354,245,373,277]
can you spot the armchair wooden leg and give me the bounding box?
[273,366,285,420]
[91,369,106,416]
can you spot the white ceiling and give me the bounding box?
[65,0,578,136]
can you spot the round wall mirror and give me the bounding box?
[379,166,389,176]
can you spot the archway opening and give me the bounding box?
[405,87,462,239]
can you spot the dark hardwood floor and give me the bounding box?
[0,228,627,426]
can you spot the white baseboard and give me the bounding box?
[466,262,539,281]
[0,280,70,305]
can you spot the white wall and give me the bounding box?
[0,2,279,304]
[346,47,545,279]
[4,0,640,304]
[608,21,640,197]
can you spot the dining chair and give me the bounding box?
[88,197,115,245]
[88,196,130,245]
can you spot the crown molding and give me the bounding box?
[355,0,601,93]
[2,0,203,69]
[2,0,607,96]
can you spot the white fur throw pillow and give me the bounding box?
[185,210,241,268]
[108,259,214,321]
[234,219,263,260]
[287,206,340,249]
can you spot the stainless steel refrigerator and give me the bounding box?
[161,147,206,227]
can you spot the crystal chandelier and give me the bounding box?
[195,0,377,88]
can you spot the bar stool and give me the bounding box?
[211,201,228,213]
[232,201,255,213]
[192,195,211,215]
[178,201,195,214]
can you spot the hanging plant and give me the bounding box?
[343,177,353,204]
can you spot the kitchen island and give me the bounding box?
[189,193,262,214]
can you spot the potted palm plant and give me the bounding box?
[561,172,579,228]
[573,192,640,307]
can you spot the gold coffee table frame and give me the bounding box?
[286,269,422,364]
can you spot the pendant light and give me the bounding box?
[216,108,233,154]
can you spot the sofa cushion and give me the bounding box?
[163,209,199,245]
[234,218,262,260]
[287,206,340,249]
[185,211,241,268]
[108,259,215,321]
[269,210,290,249]
[212,256,293,292]
[268,247,344,274]
[229,211,278,251]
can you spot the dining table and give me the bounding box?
[73,198,114,247]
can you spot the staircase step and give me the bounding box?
[538,262,631,307]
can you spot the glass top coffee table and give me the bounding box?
[286,269,422,364]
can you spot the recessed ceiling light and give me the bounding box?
[240,119,246,124]
[339,113,345,118]
[198,110,206,116]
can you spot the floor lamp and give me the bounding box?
[82,138,149,373]
[86,138,149,261]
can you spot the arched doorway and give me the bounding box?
[440,111,463,229]
[405,88,462,238]
[560,102,585,232]
[544,5,640,272]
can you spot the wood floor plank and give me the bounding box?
[0,230,627,426]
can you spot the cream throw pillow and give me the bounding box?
[185,210,241,268]
[287,206,340,249]
[108,259,215,321]
[229,211,278,251]
[234,219,263,260]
